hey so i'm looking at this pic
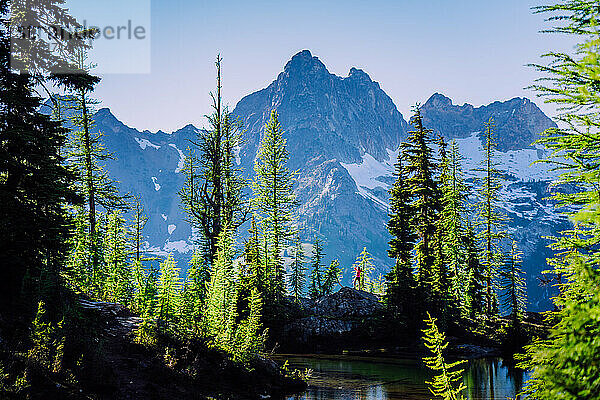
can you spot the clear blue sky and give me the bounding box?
[81,0,577,132]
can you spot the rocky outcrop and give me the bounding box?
[421,93,556,151]
[282,288,384,351]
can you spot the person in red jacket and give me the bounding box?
[353,263,362,290]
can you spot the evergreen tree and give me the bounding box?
[402,106,440,293]
[57,50,127,288]
[185,249,209,332]
[202,226,238,342]
[0,16,78,304]
[322,259,342,295]
[253,110,298,302]
[519,4,600,398]
[155,254,182,331]
[308,237,325,299]
[432,133,452,316]
[463,221,486,318]
[231,288,265,364]
[422,313,467,400]
[179,56,247,264]
[385,152,418,316]
[474,118,507,320]
[500,241,526,327]
[129,196,148,263]
[288,239,307,302]
[103,210,132,305]
[440,140,469,298]
[353,247,375,291]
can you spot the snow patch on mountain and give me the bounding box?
[455,132,556,181]
[168,224,176,235]
[340,148,400,208]
[164,240,192,254]
[151,177,161,191]
[135,137,161,150]
[169,144,186,173]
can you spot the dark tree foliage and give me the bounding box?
[385,153,417,319]
[402,106,440,292]
[0,4,78,306]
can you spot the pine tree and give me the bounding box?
[0,17,78,304]
[179,56,247,264]
[386,152,418,316]
[500,241,526,327]
[129,196,148,263]
[288,239,307,302]
[322,259,342,295]
[308,237,325,299]
[155,254,182,331]
[103,210,132,305]
[186,249,209,330]
[463,221,486,319]
[432,133,452,316]
[231,288,265,364]
[440,140,469,298]
[402,106,440,294]
[422,313,467,400]
[474,118,507,320]
[253,110,298,302]
[202,226,238,342]
[518,3,600,399]
[352,247,375,291]
[56,50,127,289]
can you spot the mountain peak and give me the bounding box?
[283,49,328,75]
[96,108,120,124]
[425,93,453,108]
[348,67,372,82]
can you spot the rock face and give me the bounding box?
[421,93,555,151]
[84,49,564,310]
[283,288,383,350]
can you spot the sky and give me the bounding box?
[68,0,577,133]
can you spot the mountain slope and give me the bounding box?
[90,50,563,310]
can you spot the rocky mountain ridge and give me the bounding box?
[85,50,563,310]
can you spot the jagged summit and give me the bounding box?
[348,67,372,82]
[425,92,455,108]
[282,49,328,77]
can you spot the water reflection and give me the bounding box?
[278,355,528,400]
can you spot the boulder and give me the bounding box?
[282,288,383,350]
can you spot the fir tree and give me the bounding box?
[202,226,238,342]
[474,118,507,320]
[129,196,148,263]
[402,106,440,294]
[253,110,298,302]
[179,56,247,264]
[322,259,342,295]
[103,210,132,305]
[155,254,182,331]
[463,221,486,319]
[500,241,526,327]
[422,313,467,400]
[308,237,325,299]
[0,19,78,304]
[353,247,375,291]
[288,239,307,302]
[518,3,600,398]
[57,50,127,288]
[386,152,418,316]
[440,140,469,297]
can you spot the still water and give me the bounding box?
[277,355,528,400]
